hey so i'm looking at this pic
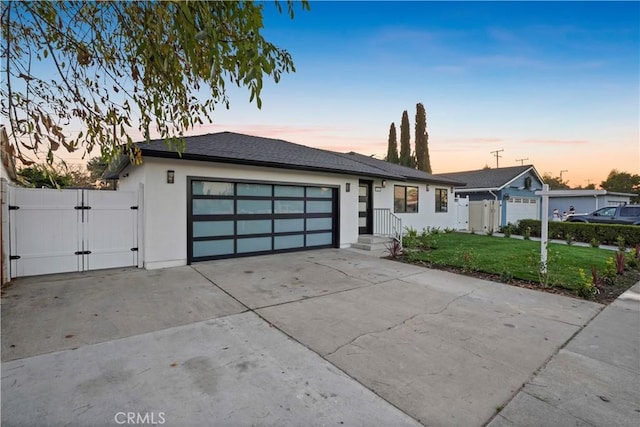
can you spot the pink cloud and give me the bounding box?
[521,139,590,146]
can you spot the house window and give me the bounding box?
[435,188,448,213]
[394,186,419,213]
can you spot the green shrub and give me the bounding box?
[590,238,600,248]
[577,269,599,299]
[515,220,640,246]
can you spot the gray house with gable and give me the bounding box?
[436,165,545,228]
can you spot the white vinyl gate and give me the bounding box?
[8,186,142,278]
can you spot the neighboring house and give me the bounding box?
[436,165,544,229]
[107,132,463,269]
[543,189,636,218]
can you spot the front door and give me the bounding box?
[358,181,373,234]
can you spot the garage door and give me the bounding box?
[506,197,539,224]
[188,179,338,262]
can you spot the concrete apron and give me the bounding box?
[2,249,604,426]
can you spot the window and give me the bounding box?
[435,188,448,213]
[394,186,419,213]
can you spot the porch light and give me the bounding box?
[382,180,387,188]
[167,170,175,184]
[425,184,430,191]
[346,182,351,192]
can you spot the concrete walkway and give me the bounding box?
[488,282,640,427]
[1,248,635,426]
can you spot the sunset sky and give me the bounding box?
[62,1,640,186]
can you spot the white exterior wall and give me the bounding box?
[118,158,359,269]
[370,180,458,231]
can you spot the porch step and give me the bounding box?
[351,235,394,251]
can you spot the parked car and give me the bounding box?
[566,205,640,225]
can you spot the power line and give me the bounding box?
[490,149,504,168]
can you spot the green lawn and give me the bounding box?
[406,232,615,290]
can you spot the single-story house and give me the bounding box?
[543,189,637,218]
[436,165,544,228]
[107,132,464,269]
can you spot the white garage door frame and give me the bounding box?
[8,185,143,278]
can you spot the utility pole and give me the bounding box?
[490,149,504,168]
[560,170,568,182]
[515,157,529,166]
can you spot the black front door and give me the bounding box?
[358,180,372,234]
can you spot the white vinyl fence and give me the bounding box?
[8,185,142,278]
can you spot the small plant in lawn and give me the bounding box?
[577,268,599,299]
[626,251,639,269]
[404,248,422,264]
[603,257,618,284]
[523,226,531,240]
[590,238,600,248]
[616,236,626,252]
[565,233,575,245]
[419,228,438,250]
[528,247,559,288]
[455,246,479,273]
[403,227,420,249]
[470,228,476,235]
[615,251,626,275]
[385,238,403,259]
[443,227,456,234]
[486,228,494,237]
[500,268,513,283]
[591,266,605,290]
[501,223,513,238]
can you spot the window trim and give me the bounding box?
[394,185,419,213]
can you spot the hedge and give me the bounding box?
[513,220,640,247]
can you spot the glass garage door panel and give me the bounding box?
[237,237,272,253]
[237,220,271,235]
[237,200,272,214]
[306,232,332,247]
[306,217,332,231]
[306,200,333,213]
[193,221,234,238]
[193,199,234,215]
[274,234,304,250]
[274,219,304,233]
[193,239,234,257]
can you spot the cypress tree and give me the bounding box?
[415,102,432,172]
[386,123,399,163]
[399,110,413,167]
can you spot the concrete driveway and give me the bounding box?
[2,249,603,426]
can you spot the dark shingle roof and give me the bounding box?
[436,165,535,189]
[108,132,464,185]
[337,152,464,186]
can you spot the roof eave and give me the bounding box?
[140,149,404,181]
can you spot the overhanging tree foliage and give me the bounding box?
[399,110,413,167]
[601,169,640,202]
[385,122,398,163]
[414,102,431,172]
[1,1,308,166]
[542,173,570,190]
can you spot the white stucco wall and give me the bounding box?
[118,158,360,269]
[370,180,458,231]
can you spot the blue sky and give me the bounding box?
[193,0,637,187]
[46,1,637,187]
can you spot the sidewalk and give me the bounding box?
[488,282,640,427]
